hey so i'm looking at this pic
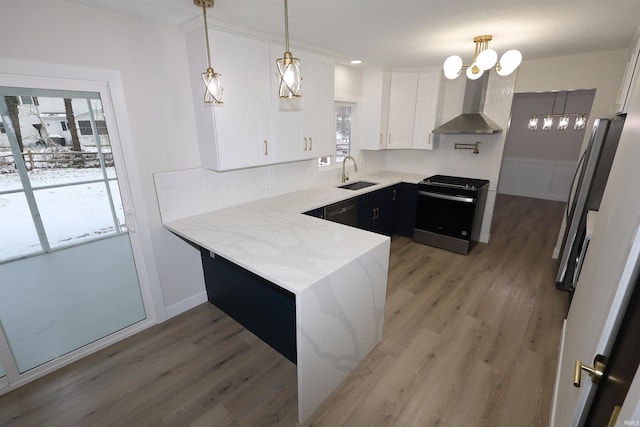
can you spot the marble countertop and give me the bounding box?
[163,171,425,294]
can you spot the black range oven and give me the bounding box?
[413,174,489,255]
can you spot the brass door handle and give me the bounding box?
[574,354,606,387]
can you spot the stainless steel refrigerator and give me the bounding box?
[556,115,626,292]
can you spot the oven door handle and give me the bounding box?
[418,190,475,204]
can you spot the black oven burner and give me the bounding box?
[414,174,489,254]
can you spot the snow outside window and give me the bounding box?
[318,102,354,167]
[0,95,125,263]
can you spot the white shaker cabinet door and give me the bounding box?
[412,70,442,150]
[387,71,418,149]
[186,28,272,171]
[301,52,335,159]
[361,69,391,150]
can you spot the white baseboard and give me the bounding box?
[549,319,567,427]
[499,189,568,202]
[164,291,208,319]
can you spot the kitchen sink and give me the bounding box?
[337,181,377,190]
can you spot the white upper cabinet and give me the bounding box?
[301,52,335,159]
[362,69,391,150]
[185,28,272,171]
[412,70,442,150]
[362,69,441,151]
[387,71,419,149]
[186,26,334,171]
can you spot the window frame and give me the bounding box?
[318,100,357,169]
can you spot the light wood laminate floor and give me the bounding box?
[0,194,569,426]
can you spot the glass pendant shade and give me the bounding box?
[497,49,523,76]
[542,115,554,130]
[202,68,223,104]
[528,115,539,130]
[277,52,302,98]
[443,55,463,79]
[558,115,570,130]
[466,64,484,80]
[575,115,587,130]
[476,49,498,70]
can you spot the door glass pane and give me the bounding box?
[0,89,145,375]
[0,235,144,373]
[33,182,118,249]
[0,192,42,260]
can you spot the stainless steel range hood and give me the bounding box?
[433,74,502,135]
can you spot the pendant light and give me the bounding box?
[195,0,223,104]
[276,0,302,98]
[528,91,588,131]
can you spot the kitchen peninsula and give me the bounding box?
[155,170,424,422]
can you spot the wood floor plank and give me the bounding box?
[0,194,569,427]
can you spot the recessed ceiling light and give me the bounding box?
[350,60,363,65]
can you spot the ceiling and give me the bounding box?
[68,0,640,69]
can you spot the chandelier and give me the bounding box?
[443,35,522,80]
[195,0,223,105]
[528,91,587,131]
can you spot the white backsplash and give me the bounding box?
[155,151,385,222]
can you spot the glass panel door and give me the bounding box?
[0,88,146,376]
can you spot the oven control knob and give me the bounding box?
[461,231,468,236]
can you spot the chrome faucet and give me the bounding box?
[341,156,358,183]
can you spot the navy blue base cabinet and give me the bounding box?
[357,185,398,236]
[395,183,418,238]
[200,249,297,364]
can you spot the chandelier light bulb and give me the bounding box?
[466,64,484,80]
[443,55,463,79]
[500,50,523,71]
[528,115,539,130]
[476,49,498,71]
[543,115,554,130]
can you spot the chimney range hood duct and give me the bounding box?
[433,73,502,134]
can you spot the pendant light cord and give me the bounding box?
[284,0,290,52]
[202,1,213,69]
